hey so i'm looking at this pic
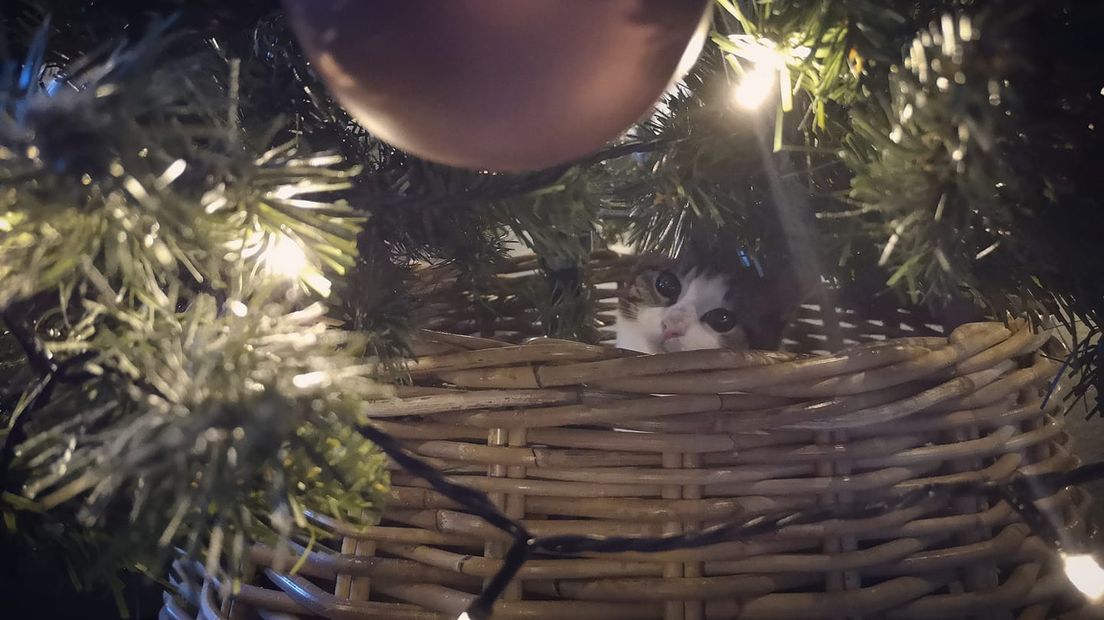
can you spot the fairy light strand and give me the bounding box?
[356,424,1104,620]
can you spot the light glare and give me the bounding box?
[1063,553,1104,601]
[734,64,777,110]
[257,232,333,296]
[264,234,309,279]
[728,41,790,110]
[228,300,248,318]
[292,371,326,389]
[726,37,793,111]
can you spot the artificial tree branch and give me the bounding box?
[0,306,60,487]
[362,138,672,212]
[2,308,56,376]
[361,166,571,212]
[0,374,56,488]
[576,137,674,167]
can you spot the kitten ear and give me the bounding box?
[625,254,674,282]
[745,262,818,350]
[744,318,787,350]
[673,245,702,270]
[766,258,819,316]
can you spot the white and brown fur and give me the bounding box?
[615,254,801,354]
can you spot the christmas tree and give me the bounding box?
[1,0,1102,618]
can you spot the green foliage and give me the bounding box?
[701,2,1102,336]
[843,13,1015,304]
[6,288,391,586]
[842,1,1104,412]
[609,65,784,257]
[710,1,973,132]
[495,168,603,265]
[0,13,389,593]
[713,0,860,127]
[0,23,361,307]
[0,21,221,307]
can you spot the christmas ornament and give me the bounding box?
[284,0,711,171]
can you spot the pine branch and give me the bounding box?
[577,138,674,167]
[0,304,59,488]
[7,289,392,586]
[1,309,54,376]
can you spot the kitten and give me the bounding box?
[615,254,800,354]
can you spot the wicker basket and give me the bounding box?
[163,252,1096,620]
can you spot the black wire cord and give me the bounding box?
[358,423,1101,620]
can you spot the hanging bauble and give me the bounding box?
[283,0,711,171]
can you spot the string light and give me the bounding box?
[726,36,811,111]
[1062,553,1104,601]
[728,37,786,110]
[356,421,1104,620]
[291,371,326,389]
[256,232,333,296]
[263,233,309,279]
[734,63,779,109]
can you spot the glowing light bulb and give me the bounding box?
[1063,553,1104,601]
[726,36,794,111]
[228,300,249,318]
[456,614,471,620]
[292,371,326,389]
[733,64,778,110]
[263,234,309,279]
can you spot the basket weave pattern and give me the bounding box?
[163,254,1090,620]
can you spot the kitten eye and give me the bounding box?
[702,308,737,332]
[654,271,681,300]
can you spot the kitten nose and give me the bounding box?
[661,310,689,341]
[662,326,684,341]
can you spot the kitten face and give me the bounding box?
[616,256,790,354]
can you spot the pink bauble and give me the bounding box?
[284,0,711,171]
